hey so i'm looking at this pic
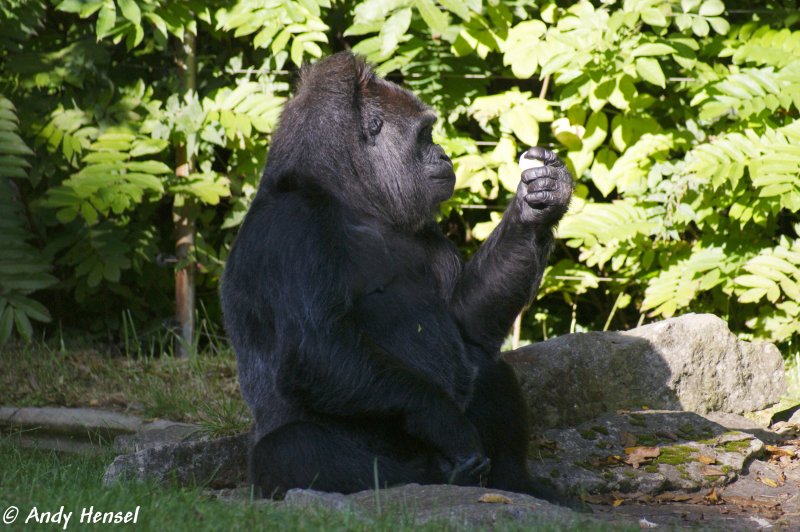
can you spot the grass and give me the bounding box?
[0,342,249,436]
[0,439,624,532]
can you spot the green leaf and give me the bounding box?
[707,16,729,34]
[12,296,51,323]
[675,13,692,31]
[14,309,33,340]
[0,306,13,344]
[506,110,539,147]
[439,0,470,20]
[641,8,667,27]
[699,0,724,16]
[96,0,117,39]
[631,43,676,57]
[682,0,702,11]
[130,138,169,157]
[117,0,141,25]
[635,57,666,88]
[415,0,448,35]
[692,16,709,36]
[126,161,172,174]
[590,148,618,197]
[582,111,608,152]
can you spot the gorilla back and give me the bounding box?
[221,52,573,499]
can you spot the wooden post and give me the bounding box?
[174,29,196,358]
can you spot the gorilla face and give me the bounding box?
[360,76,455,227]
[262,54,455,229]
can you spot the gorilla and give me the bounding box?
[221,52,573,500]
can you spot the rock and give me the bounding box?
[0,406,203,454]
[114,419,202,453]
[282,484,600,528]
[526,410,765,496]
[505,313,786,428]
[0,406,142,438]
[284,490,356,513]
[103,433,248,489]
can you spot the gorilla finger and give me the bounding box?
[525,146,564,168]
[520,166,550,184]
[524,191,555,207]
[526,177,558,192]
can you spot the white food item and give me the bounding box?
[519,152,544,171]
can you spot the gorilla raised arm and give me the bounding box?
[221,52,572,500]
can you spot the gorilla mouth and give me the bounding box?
[431,167,455,182]
[431,155,454,181]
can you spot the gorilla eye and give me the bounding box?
[419,126,433,144]
[368,117,383,136]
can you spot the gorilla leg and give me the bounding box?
[466,360,574,506]
[250,421,440,498]
[465,360,531,491]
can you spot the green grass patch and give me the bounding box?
[0,440,623,532]
[0,343,249,436]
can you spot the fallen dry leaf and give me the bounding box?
[698,454,716,465]
[756,476,781,488]
[612,498,624,507]
[478,493,512,504]
[700,465,726,477]
[765,445,796,459]
[705,487,723,504]
[625,446,661,469]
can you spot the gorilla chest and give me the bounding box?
[351,270,477,404]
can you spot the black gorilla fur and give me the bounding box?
[221,52,573,499]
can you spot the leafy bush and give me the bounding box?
[0,0,797,359]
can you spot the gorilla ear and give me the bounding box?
[354,56,374,90]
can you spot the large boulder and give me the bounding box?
[505,313,786,428]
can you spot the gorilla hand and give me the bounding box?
[516,147,573,226]
[439,453,491,486]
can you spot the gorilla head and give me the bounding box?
[262,53,455,228]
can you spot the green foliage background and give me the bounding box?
[0,0,798,360]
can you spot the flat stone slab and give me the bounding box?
[282,484,604,528]
[0,406,143,437]
[528,410,765,496]
[1,406,202,454]
[103,433,248,489]
[113,419,201,453]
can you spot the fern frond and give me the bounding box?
[0,96,56,342]
[641,247,727,318]
[558,199,658,268]
[735,237,800,304]
[727,25,800,68]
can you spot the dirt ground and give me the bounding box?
[589,443,800,530]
